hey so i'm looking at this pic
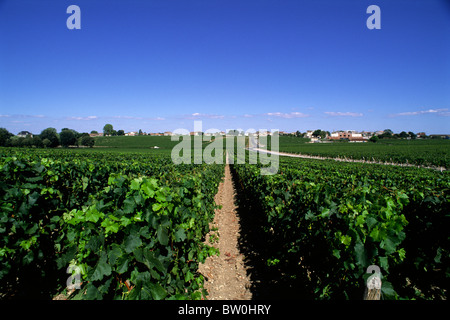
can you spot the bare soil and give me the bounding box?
[198,164,252,300]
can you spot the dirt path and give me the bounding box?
[198,163,252,300]
[249,147,447,171]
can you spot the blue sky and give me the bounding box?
[1,0,449,134]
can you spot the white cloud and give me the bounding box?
[108,115,165,120]
[111,115,143,120]
[184,113,225,119]
[264,112,309,119]
[324,112,363,117]
[0,114,46,119]
[67,115,98,120]
[391,108,448,117]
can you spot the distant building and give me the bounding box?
[204,131,221,137]
[416,132,426,138]
[17,131,33,138]
[257,130,269,136]
[329,131,368,142]
[330,131,351,140]
[360,131,374,138]
[429,134,450,139]
[89,132,104,137]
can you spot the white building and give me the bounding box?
[17,131,33,138]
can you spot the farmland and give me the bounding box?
[0,136,449,300]
[0,147,224,299]
[273,136,450,169]
[233,152,449,299]
[94,135,179,151]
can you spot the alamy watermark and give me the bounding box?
[66,263,82,290]
[66,4,380,31]
[364,265,382,300]
[170,121,279,175]
[366,5,381,30]
[66,5,81,30]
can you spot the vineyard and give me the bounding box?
[0,148,224,299]
[233,152,449,299]
[274,136,450,169]
[0,142,449,300]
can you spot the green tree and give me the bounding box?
[117,129,125,136]
[0,128,13,146]
[8,136,22,147]
[369,135,379,143]
[42,138,52,148]
[76,133,87,146]
[40,128,59,148]
[32,136,44,148]
[378,129,394,139]
[60,129,77,147]
[103,124,113,136]
[22,137,34,147]
[312,129,326,139]
[399,131,408,138]
[80,135,95,148]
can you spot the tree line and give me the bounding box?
[101,124,127,136]
[101,124,146,136]
[0,127,95,148]
[288,129,429,142]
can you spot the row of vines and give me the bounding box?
[232,154,449,299]
[1,144,448,300]
[0,149,224,299]
[272,136,450,169]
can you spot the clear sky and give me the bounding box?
[1,0,449,134]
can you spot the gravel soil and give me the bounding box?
[198,164,252,300]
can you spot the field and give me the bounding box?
[274,136,450,169]
[233,152,449,299]
[94,135,178,150]
[0,146,224,299]
[0,136,449,300]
